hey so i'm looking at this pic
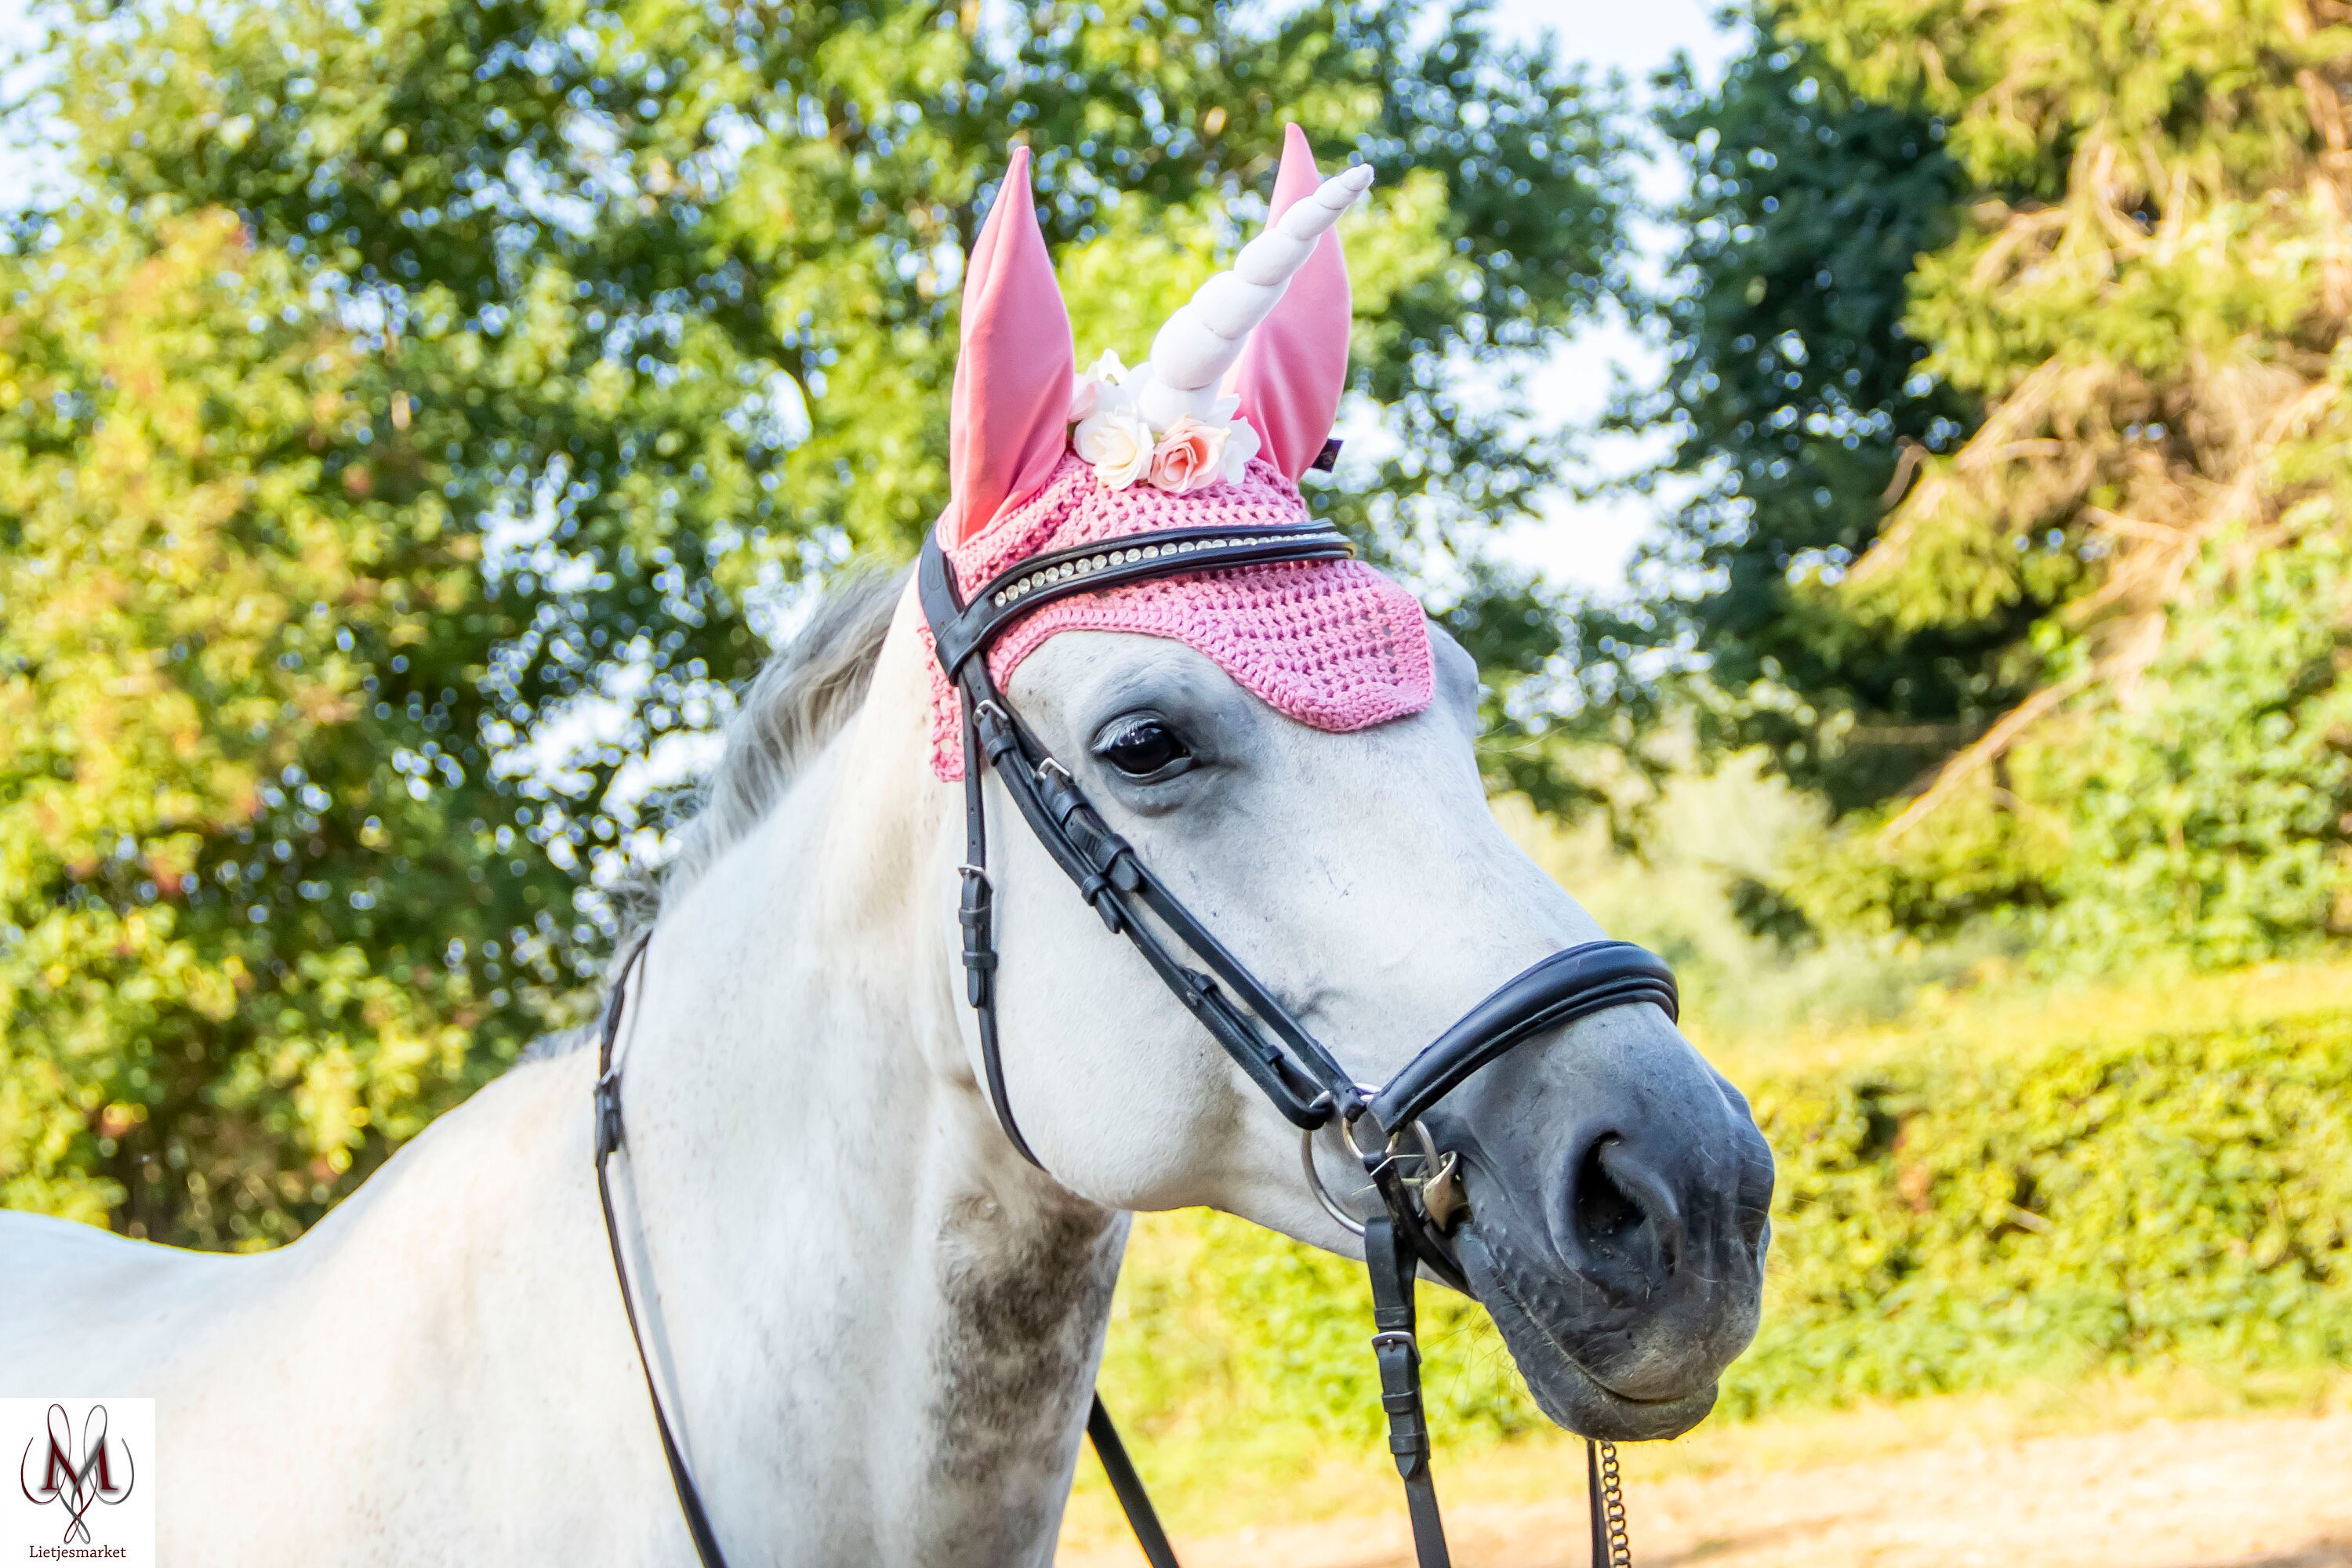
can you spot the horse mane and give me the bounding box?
[659,564,909,899]
[521,564,907,1063]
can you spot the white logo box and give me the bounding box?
[0,1399,156,1566]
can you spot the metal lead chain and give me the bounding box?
[1589,1439,1632,1568]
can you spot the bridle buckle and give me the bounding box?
[1304,1105,1462,1241]
[592,1069,624,1162]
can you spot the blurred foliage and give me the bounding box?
[1091,960,2352,1526]
[1786,527,2352,968]
[1435,558,1676,826]
[1603,27,1995,815]
[1730,998,2352,1414]
[0,212,560,1241]
[0,0,1630,1247]
[1604,0,2352,968]
[1092,1202,1545,1490]
[1783,0,2352,691]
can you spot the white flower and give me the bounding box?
[1073,408,1155,489]
[1069,350,1142,422]
[1112,361,1159,421]
[1093,377,1141,419]
[1219,416,1261,483]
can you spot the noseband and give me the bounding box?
[590,519,1679,1568]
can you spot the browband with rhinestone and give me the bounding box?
[927,522,1354,681]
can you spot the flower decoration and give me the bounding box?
[1073,406,1153,488]
[1066,350,1261,492]
[1149,416,1227,493]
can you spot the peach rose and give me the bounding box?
[1073,408,1154,489]
[1147,415,1229,493]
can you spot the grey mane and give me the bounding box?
[521,564,907,1063]
[659,565,908,898]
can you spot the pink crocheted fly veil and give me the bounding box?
[929,130,1434,781]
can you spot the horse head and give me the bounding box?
[890,129,1773,1446]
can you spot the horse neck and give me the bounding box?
[611,612,1127,1562]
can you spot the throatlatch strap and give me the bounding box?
[593,938,735,1568]
[961,702,1042,1169]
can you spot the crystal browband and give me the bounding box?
[926,521,1356,681]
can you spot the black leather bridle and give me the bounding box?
[591,517,1680,1568]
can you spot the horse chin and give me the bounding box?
[1455,1224,1720,1443]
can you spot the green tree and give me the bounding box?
[1604,27,1991,814]
[1785,529,2352,967]
[2,0,1630,1245]
[0,211,549,1240]
[1612,1,2352,965]
[1783,0,2352,959]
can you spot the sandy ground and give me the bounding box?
[1059,1410,2352,1568]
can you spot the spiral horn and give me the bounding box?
[1134,162,1374,430]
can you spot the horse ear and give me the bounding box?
[946,147,1074,546]
[1232,125,1352,481]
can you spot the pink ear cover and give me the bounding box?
[926,452,1435,779]
[946,147,1076,546]
[1232,125,1352,481]
[923,132,1429,779]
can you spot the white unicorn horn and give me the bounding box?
[1135,162,1374,428]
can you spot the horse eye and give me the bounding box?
[1096,717,1192,780]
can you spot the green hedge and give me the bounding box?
[1096,994,2352,1467]
[1732,1008,2352,1412]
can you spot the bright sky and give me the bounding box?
[1482,0,1744,594]
[1491,0,1737,89]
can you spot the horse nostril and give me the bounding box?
[1573,1138,1644,1245]
[1559,1134,1686,1296]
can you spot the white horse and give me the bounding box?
[2,139,1771,1566]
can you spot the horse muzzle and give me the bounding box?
[1431,1023,1774,1442]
